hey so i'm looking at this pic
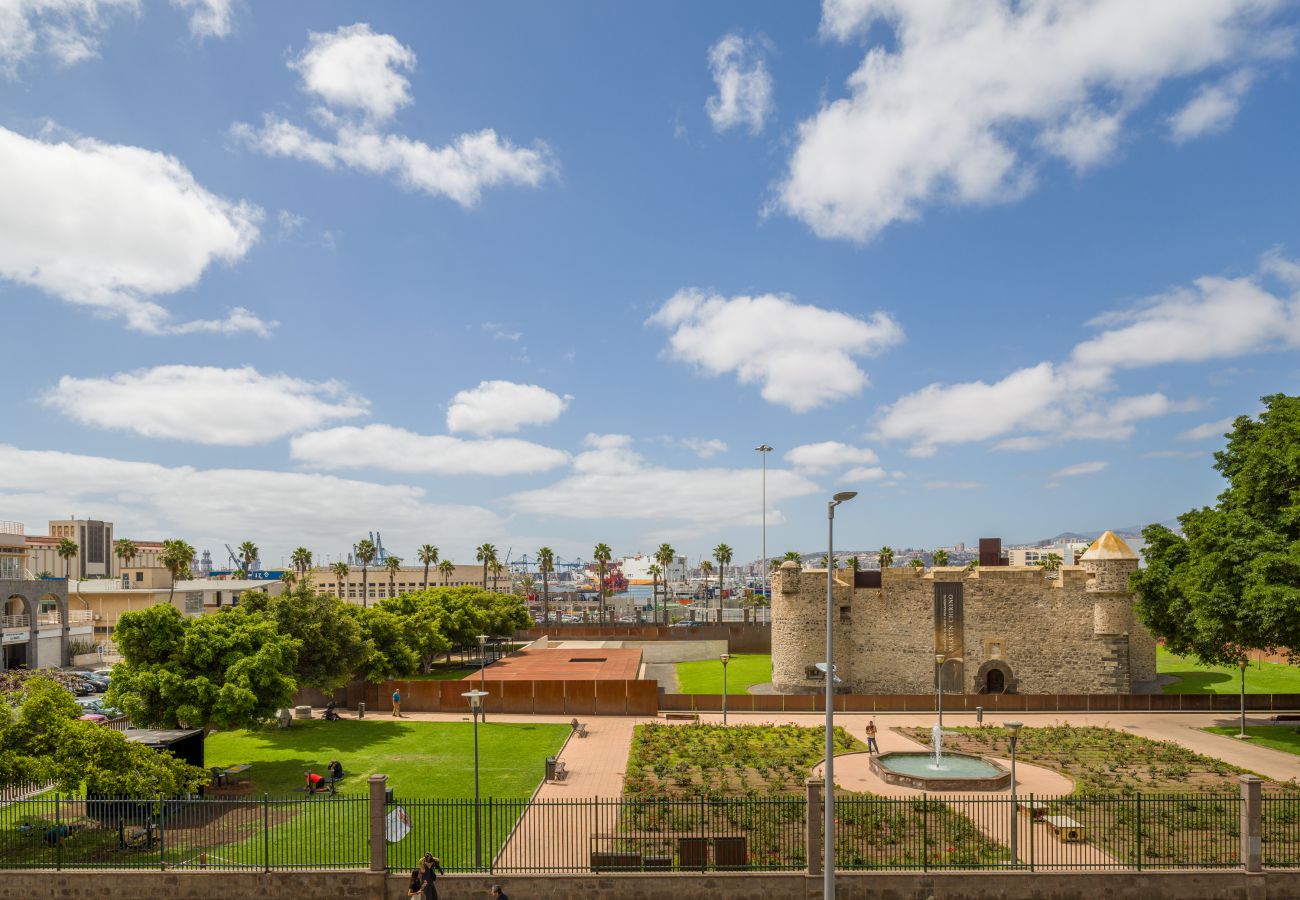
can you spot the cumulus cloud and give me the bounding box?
[0,126,267,335]
[784,441,878,473]
[876,254,1300,455]
[233,23,554,208]
[706,33,774,134]
[445,381,571,436]
[1178,416,1236,441]
[42,366,368,445]
[290,425,569,476]
[508,434,819,527]
[680,437,728,459]
[1053,461,1108,478]
[648,289,903,411]
[170,0,233,38]
[782,0,1291,241]
[0,0,137,72]
[0,444,501,563]
[1169,69,1254,142]
[843,465,888,482]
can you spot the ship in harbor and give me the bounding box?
[620,554,656,585]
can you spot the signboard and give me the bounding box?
[933,583,964,692]
[386,806,412,843]
[2,630,30,644]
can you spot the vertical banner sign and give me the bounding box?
[933,583,965,692]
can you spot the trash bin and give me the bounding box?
[975,706,984,726]
[545,756,557,781]
[358,702,366,719]
[385,788,394,804]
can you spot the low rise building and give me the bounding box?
[24,518,164,579]
[310,563,506,604]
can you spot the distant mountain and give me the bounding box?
[1038,519,1182,546]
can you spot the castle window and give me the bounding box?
[839,606,851,622]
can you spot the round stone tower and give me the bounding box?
[1080,530,1140,635]
[770,560,855,693]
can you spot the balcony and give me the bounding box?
[34,611,94,627]
[1,614,29,629]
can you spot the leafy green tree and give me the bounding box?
[355,538,378,608]
[933,549,950,567]
[537,547,555,625]
[240,588,371,691]
[159,538,195,605]
[375,593,450,673]
[593,543,612,624]
[476,543,498,590]
[56,537,77,581]
[1036,552,1062,573]
[1133,395,1300,666]
[418,544,439,590]
[356,608,420,682]
[106,604,300,732]
[879,546,895,568]
[713,543,733,611]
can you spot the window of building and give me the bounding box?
[839,606,851,622]
[135,571,143,582]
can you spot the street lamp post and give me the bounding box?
[756,444,773,607]
[478,634,489,722]
[1239,661,1248,738]
[824,490,857,900]
[721,653,731,725]
[1005,720,1023,866]
[463,689,489,870]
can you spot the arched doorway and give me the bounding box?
[986,668,1005,693]
[974,659,1017,694]
[4,594,33,670]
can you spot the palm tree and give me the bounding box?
[849,555,861,572]
[385,555,402,596]
[56,537,78,581]
[489,559,505,592]
[648,563,662,626]
[933,549,949,567]
[879,546,895,569]
[438,558,455,586]
[113,538,138,576]
[290,547,312,582]
[654,543,675,625]
[782,551,802,563]
[476,543,497,590]
[770,558,782,572]
[280,571,298,592]
[593,543,613,624]
[537,547,555,625]
[821,555,838,569]
[1037,552,1063,573]
[160,539,195,606]
[331,561,350,600]
[910,558,925,570]
[713,543,733,614]
[238,540,259,576]
[965,559,980,572]
[417,544,438,590]
[355,538,378,608]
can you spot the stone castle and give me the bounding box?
[770,531,1157,695]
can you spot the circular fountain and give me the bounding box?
[869,722,1011,791]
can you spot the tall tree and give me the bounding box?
[240,588,371,691]
[113,537,138,575]
[848,555,861,572]
[159,538,195,605]
[648,563,662,627]
[537,547,555,625]
[1133,395,1300,667]
[655,543,675,625]
[879,546,895,568]
[713,543,733,614]
[331,561,350,600]
[782,551,802,563]
[910,558,925,569]
[489,559,505,593]
[933,549,950,567]
[355,538,378,609]
[290,547,313,582]
[385,555,402,596]
[593,543,612,624]
[438,558,455,586]
[238,540,259,576]
[476,543,497,590]
[56,537,77,581]
[1036,552,1062,573]
[418,544,439,590]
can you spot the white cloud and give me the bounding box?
[843,465,887,482]
[290,23,414,123]
[1169,69,1254,142]
[290,425,569,476]
[923,481,982,490]
[42,365,368,445]
[706,33,774,135]
[0,0,138,72]
[1178,416,1236,441]
[233,24,555,208]
[680,438,728,459]
[508,434,819,527]
[1052,461,1108,478]
[0,126,267,335]
[876,254,1300,454]
[782,0,1291,241]
[276,209,305,236]
[648,289,903,411]
[170,0,233,38]
[0,444,501,563]
[480,322,522,342]
[445,380,571,436]
[784,441,878,473]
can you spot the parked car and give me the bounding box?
[75,697,120,717]
[79,672,109,691]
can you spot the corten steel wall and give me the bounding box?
[7,870,1300,900]
[658,692,1300,713]
[516,623,772,653]
[296,678,661,716]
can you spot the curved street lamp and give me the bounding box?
[463,689,489,869]
[824,490,856,900]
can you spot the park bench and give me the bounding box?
[550,760,568,782]
[1273,714,1300,722]
[664,712,699,722]
[1044,815,1086,842]
[571,721,589,738]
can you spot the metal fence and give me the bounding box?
[0,791,1274,873]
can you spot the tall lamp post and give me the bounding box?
[756,444,773,605]
[478,634,489,722]
[1005,720,1023,866]
[824,490,857,900]
[1239,661,1248,739]
[463,689,489,870]
[720,653,731,725]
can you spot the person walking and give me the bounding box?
[405,868,424,898]
[489,885,509,900]
[392,687,402,717]
[420,852,445,899]
[865,719,879,754]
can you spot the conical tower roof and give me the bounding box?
[1079,530,1138,561]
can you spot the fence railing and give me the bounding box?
[0,789,1282,873]
[0,615,28,629]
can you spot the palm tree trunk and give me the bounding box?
[718,564,724,622]
[361,568,368,609]
[482,562,488,590]
[542,571,550,625]
[423,563,429,590]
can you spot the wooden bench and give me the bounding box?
[1273,714,1300,722]
[572,721,588,738]
[551,760,568,782]
[1017,800,1049,821]
[664,712,699,722]
[1044,815,1086,842]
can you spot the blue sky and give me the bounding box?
[2,0,1299,569]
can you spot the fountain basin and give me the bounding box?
[869,751,1011,791]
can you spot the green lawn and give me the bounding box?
[1158,646,1300,694]
[675,653,772,694]
[401,667,477,681]
[1205,725,1300,754]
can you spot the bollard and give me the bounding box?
[805,778,823,877]
[369,775,388,873]
[976,706,984,726]
[1241,774,1262,873]
[358,701,365,719]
